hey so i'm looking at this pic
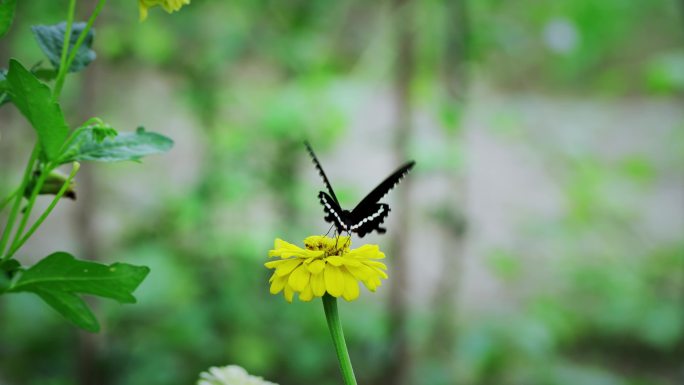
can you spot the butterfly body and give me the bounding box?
[306,142,414,237]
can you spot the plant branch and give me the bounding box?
[10,162,52,253]
[0,188,19,212]
[52,0,77,101]
[53,0,107,99]
[0,145,39,259]
[6,162,81,259]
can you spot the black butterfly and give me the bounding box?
[305,142,415,238]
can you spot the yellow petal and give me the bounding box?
[310,272,326,297]
[306,259,325,274]
[340,258,362,267]
[264,260,289,269]
[271,239,304,255]
[364,278,378,292]
[308,272,326,296]
[324,265,345,297]
[269,275,287,294]
[284,285,295,303]
[345,264,374,281]
[342,269,360,301]
[326,256,345,266]
[139,3,149,21]
[347,244,381,258]
[299,285,314,302]
[288,264,311,292]
[364,260,387,270]
[275,259,301,277]
[373,267,388,279]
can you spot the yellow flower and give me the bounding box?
[139,0,190,21]
[265,236,388,303]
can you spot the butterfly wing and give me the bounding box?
[318,191,348,233]
[305,141,339,205]
[350,203,390,238]
[347,161,415,236]
[352,161,415,215]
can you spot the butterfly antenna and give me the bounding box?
[304,141,339,204]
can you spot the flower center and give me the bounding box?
[304,236,351,257]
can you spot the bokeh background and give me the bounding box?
[1,1,683,385]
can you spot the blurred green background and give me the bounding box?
[1,1,683,385]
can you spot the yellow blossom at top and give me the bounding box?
[265,236,388,303]
[139,0,190,21]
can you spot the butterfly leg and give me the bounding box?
[324,223,335,237]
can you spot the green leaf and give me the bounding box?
[0,64,57,109]
[59,126,174,164]
[30,61,59,81]
[0,0,17,37]
[9,252,150,332]
[33,288,99,332]
[0,259,20,293]
[6,59,70,160]
[32,22,96,73]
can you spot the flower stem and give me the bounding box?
[322,294,358,385]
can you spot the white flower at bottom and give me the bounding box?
[197,365,278,385]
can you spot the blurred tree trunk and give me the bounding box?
[386,1,415,384]
[74,5,103,385]
[422,0,472,374]
[444,0,471,99]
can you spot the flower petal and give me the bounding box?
[347,244,382,258]
[364,260,387,270]
[326,256,345,266]
[299,285,314,302]
[345,264,374,281]
[342,269,360,301]
[306,259,325,274]
[264,260,289,269]
[275,259,301,277]
[310,272,326,297]
[269,275,287,294]
[324,265,344,297]
[284,284,295,303]
[288,264,311,292]
[372,267,388,279]
[340,258,362,267]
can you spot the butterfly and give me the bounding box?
[305,142,415,237]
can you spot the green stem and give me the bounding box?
[0,146,40,259]
[323,294,358,385]
[5,162,80,259]
[52,0,77,101]
[10,162,52,253]
[53,0,107,100]
[0,188,20,212]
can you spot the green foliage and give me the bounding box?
[0,0,16,37]
[58,126,173,164]
[32,22,96,73]
[645,52,684,94]
[0,0,173,339]
[6,59,69,160]
[7,252,149,332]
